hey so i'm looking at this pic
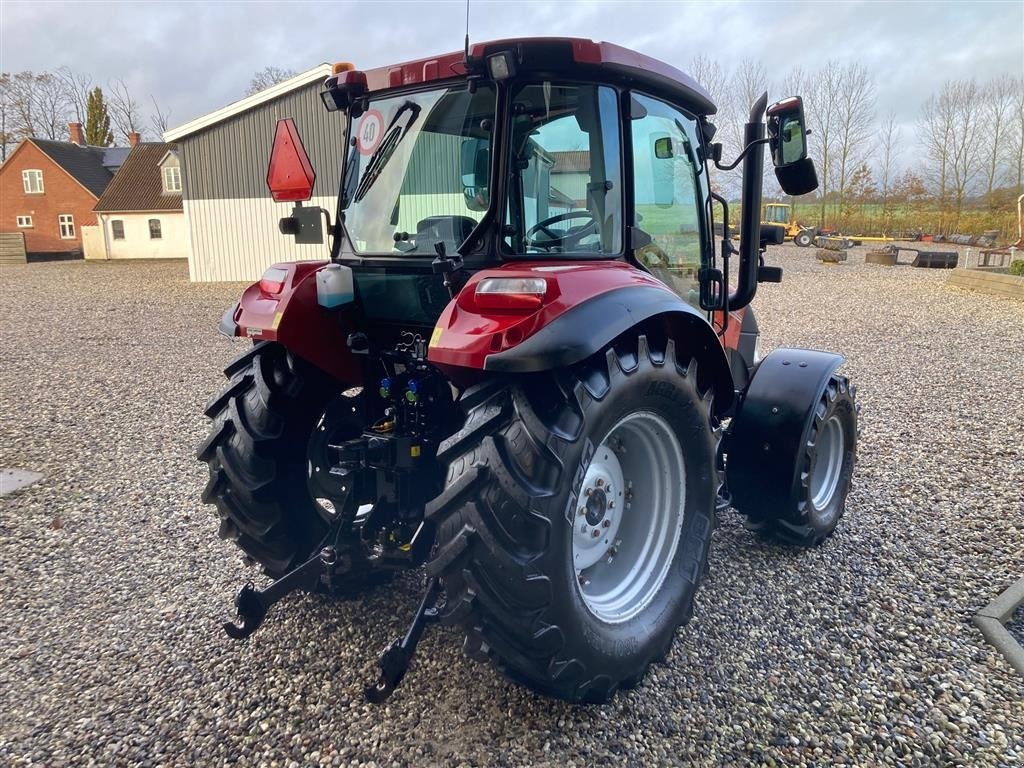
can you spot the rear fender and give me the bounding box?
[427,261,734,410]
[219,261,361,385]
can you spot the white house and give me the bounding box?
[91,142,187,260]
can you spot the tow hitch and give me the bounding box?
[223,545,342,639]
[223,543,443,702]
[364,577,442,703]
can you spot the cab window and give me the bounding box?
[503,83,622,255]
[630,94,708,307]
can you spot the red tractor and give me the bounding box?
[199,38,858,703]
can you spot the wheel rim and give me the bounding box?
[809,414,845,511]
[573,411,686,624]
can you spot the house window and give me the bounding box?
[59,214,75,239]
[162,166,181,193]
[16,215,33,228]
[148,219,162,239]
[22,169,44,194]
[111,220,125,240]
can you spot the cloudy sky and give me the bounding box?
[1,0,1021,139]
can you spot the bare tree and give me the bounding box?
[918,90,952,230]
[689,55,726,106]
[919,79,984,231]
[56,66,92,124]
[8,71,40,138]
[803,61,842,227]
[0,73,12,159]
[245,66,298,96]
[33,72,69,140]
[689,55,736,196]
[876,111,901,230]
[1005,77,1024,195]
[979,74,1017,203]
[832,63,876,217]
[150,95,171,138]
[108,77,143,141]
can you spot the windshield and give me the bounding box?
[503,83,622,255]
[342,84,496,255]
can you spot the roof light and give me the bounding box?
[332,62,356,75]
[266,118,316,202]
[475,277,547,310]
[486,52,516,81]
[320,69,368,113]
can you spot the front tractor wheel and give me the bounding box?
[427,336,718,703]
[794,230,814,248]
[739,374,857,546]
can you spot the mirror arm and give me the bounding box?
[713,137,770,172]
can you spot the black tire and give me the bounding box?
[794,231,813,248]
[744,374,857,546]
[197,341,375,588]
[426,335,718,703]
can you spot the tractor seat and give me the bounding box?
[414,216,477,250]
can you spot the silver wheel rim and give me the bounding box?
[572,411,686,624]
[809,415,845,510]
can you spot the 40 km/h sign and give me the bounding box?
[357,110,385,156]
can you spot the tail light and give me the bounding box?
[474,277,548,310]
[259,266,289,295]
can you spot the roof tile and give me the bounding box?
[93,143,183,213]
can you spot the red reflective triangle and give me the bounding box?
[266,118,316,202]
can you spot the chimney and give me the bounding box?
[68,122,84,145]
[128,131,141,147]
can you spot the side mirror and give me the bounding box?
[766,96,818,196]
[651,133,675,207]
[460,138,490,212]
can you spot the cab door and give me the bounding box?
[628,93,711,309]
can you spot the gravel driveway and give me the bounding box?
[1,250,1022,766]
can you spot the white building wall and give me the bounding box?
[96,212,188,259]
[184,195,336,283]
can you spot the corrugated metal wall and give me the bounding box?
[178,79,346,282]
[184,195,336,282]
[180,80,346,200]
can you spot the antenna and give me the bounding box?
[463,0,471,66]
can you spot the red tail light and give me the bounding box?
[266,118,316,202]
[474,277,548,310]
[259,266,289,295]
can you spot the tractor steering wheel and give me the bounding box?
[525,211,600,251]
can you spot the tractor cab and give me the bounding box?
[270,39,816,337]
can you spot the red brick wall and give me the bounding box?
[0,141,98,254]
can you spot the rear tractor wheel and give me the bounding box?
[427,336,718,703]
[197,341,383,593]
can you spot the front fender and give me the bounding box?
[726,346,845,515]
[218,261,361,385]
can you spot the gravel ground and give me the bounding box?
[1,249,1022,767]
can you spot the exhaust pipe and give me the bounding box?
[730,92,768,310]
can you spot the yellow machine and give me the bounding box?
[761,203,802,237]
[760,203,817,246]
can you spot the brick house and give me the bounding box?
[0,123,130,258]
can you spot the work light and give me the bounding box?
[486,52,516,80]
